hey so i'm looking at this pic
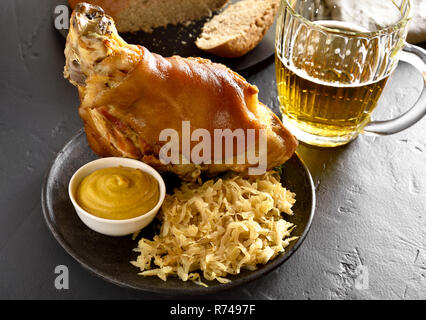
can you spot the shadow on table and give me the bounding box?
[296,141,352,187]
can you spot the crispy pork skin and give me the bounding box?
[64,3,298,179]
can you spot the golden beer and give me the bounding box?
[273,0,415,147]
[275,16,389,147]
[276,54,389,145]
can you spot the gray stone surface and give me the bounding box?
[0,0,425,299]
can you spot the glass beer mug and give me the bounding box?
[275,0,426,147]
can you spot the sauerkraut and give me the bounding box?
[131,171,297,286]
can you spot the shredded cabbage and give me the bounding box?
[131,171,297,286]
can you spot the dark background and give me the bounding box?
[0,0,425,299]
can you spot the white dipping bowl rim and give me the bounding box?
[68,157,166,233]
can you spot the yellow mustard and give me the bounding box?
[76,167,159,220]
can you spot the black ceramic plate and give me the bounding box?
[55,0,275,72]
[41,129,315,295]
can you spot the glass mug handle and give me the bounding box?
[363,43,426,135]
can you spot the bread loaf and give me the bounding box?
[196,0,280,58]
[68,0,229,32]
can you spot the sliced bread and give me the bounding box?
[69,0,230,33]
[196,0,280,58]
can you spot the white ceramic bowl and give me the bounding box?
[68,157,166,237]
